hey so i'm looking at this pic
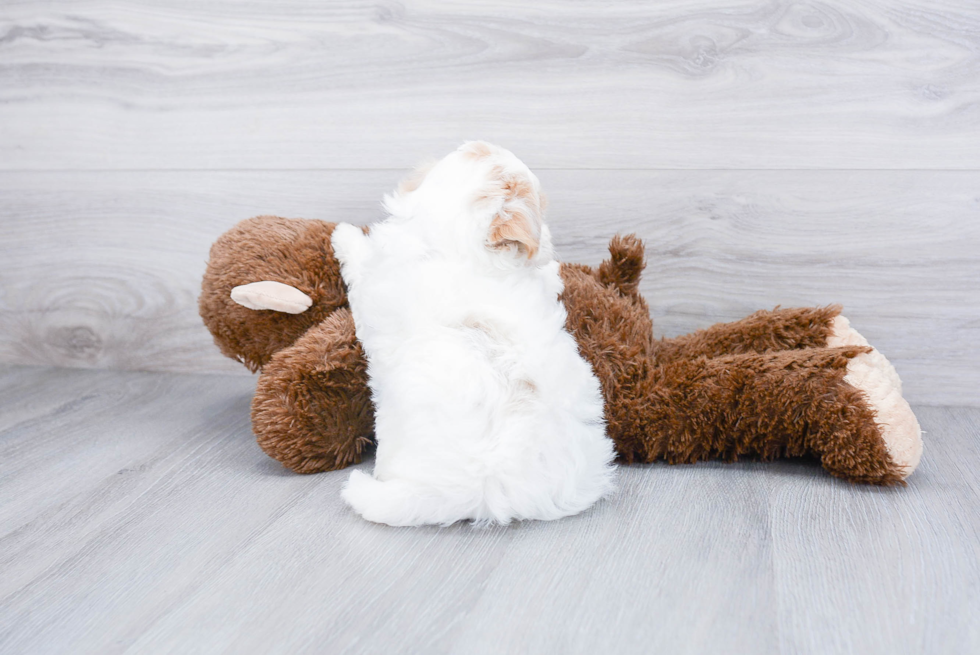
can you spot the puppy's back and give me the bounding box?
[341,142,616,526]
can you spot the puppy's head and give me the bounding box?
[385,141,549,266]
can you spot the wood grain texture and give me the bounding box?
[2,2,977,651]
[0,365,977,654]
[2,169,977,405]
[1,0,979,170]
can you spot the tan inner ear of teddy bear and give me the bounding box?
[230,280,313,314]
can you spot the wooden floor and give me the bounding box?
[0,365,977,655]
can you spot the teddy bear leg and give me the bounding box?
[610,346,921,484]
[252,308,375,474]
[654,305,845,363]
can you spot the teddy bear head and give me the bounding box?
[199,215,351,371]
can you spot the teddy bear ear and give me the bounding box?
[230,281,313,314]
[484,172,543,260]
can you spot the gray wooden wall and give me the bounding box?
[1,0,978,406]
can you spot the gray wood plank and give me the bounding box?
[1,0,978,170]
[2,169,977,406]
[0,366,977,654]
[769,405,980,654]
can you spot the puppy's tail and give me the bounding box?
[597,233,645,298]
[342,470,480,527]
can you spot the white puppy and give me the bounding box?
[331,141,616,527]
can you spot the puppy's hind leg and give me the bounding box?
[342,470,479,527]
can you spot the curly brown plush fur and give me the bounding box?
[200,217,348,372]
[201,216,911,485]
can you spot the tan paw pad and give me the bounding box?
[828,315,902,393]
[844,352,923,479]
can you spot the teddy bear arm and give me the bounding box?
[653,305,843,364]
[251,307,375,474]
[595,233,646,298]
[606,346,909,484]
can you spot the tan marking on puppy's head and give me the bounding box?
[396,159,436,196]
[460,140,494,161]
[477,153,544,260]
[476,160,544,259]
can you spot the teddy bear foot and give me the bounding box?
[834,321,923,479]
[828,315,902,392]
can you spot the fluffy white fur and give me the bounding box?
[331,142,616,527]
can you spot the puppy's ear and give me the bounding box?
[486,172,543,260]
[489,210,539,259]
[384,159,436,217]
[396,159,436,196]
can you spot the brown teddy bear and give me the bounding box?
[200,215,922,485]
